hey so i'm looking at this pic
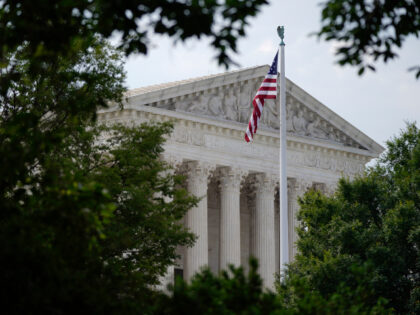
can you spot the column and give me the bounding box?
[157,154,183,291]
[253,173,277,289]
[288,178,311,260]
[218,167,247,271]
[325,182,338,196]
[184,161,215,281]
[287,178,297,261]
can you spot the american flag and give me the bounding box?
[244,52,278,142]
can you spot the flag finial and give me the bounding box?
[277,26,285,46]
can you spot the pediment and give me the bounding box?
[125,66,384,155]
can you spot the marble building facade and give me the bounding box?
[97,65,384,289]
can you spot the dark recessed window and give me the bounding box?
[174,268,183,281]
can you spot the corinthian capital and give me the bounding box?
[184,161,216,185]
[253,173,278,195]
[295,178,312,196]
[218,167,248,191]
[325,182,338,196]
[162,154,183,170]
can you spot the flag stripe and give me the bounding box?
[260,82,277,87]
[258,86,276,90]
[256,90,277,96]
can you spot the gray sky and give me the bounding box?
[124,0,420,147]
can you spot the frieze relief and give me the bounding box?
[99,108,365,176]
[287,149,365,175]
[147,77,366,151]
[170,82,256,122]
[170,125,205,146]
[204,134,277,159]
[203,135,365,176]
[285,95,365,150]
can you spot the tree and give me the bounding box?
[317,0,420,78]
[0,1,268,312]
[279,123,420,314]
[0,39,126,196]
[0,37,197,312]
[0,0,268,68]
[0,1,269,200]
[1,119,197,313]
[152,259,284,314]
[0,1,269,207]
[151,259,388,314]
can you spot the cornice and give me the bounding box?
[97,105,376,162]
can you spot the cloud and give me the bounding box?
[257,40,276,54]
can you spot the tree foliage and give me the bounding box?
[0,0,271,312]
[280,123,420,314]
[0,37,197,312]
[0,0,269,200]
[317,0,420,78]
[152,259,388,314]
[0,0,268,68]
[0,39,126,194]
[153,259,283,314]
[1,119,197,313]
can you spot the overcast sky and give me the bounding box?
[124,0,420,148]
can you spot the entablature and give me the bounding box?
[97,105,376,164]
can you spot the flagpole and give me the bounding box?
[278,26,289,276]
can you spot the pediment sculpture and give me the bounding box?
[150,78,365,150]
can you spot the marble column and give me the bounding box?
[253,173,277,289]
[184,161,215,281]
[287,178,297,261]
[218,167,247,271]
[325,182,338,196]
[157,154,183,291]
[288,178,311,260]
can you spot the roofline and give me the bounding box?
[120,65,384,156]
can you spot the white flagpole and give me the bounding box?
[278,26,289,276]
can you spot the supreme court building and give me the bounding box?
[98,65,384,289]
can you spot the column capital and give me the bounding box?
[218,167,248,191]
[294,178,312,196]
[253,173,278,195]
[325,182,337,196]
[287,178,301,197]
[162,154,184,170]
[162,155,183,178]
[183,161,216,185]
